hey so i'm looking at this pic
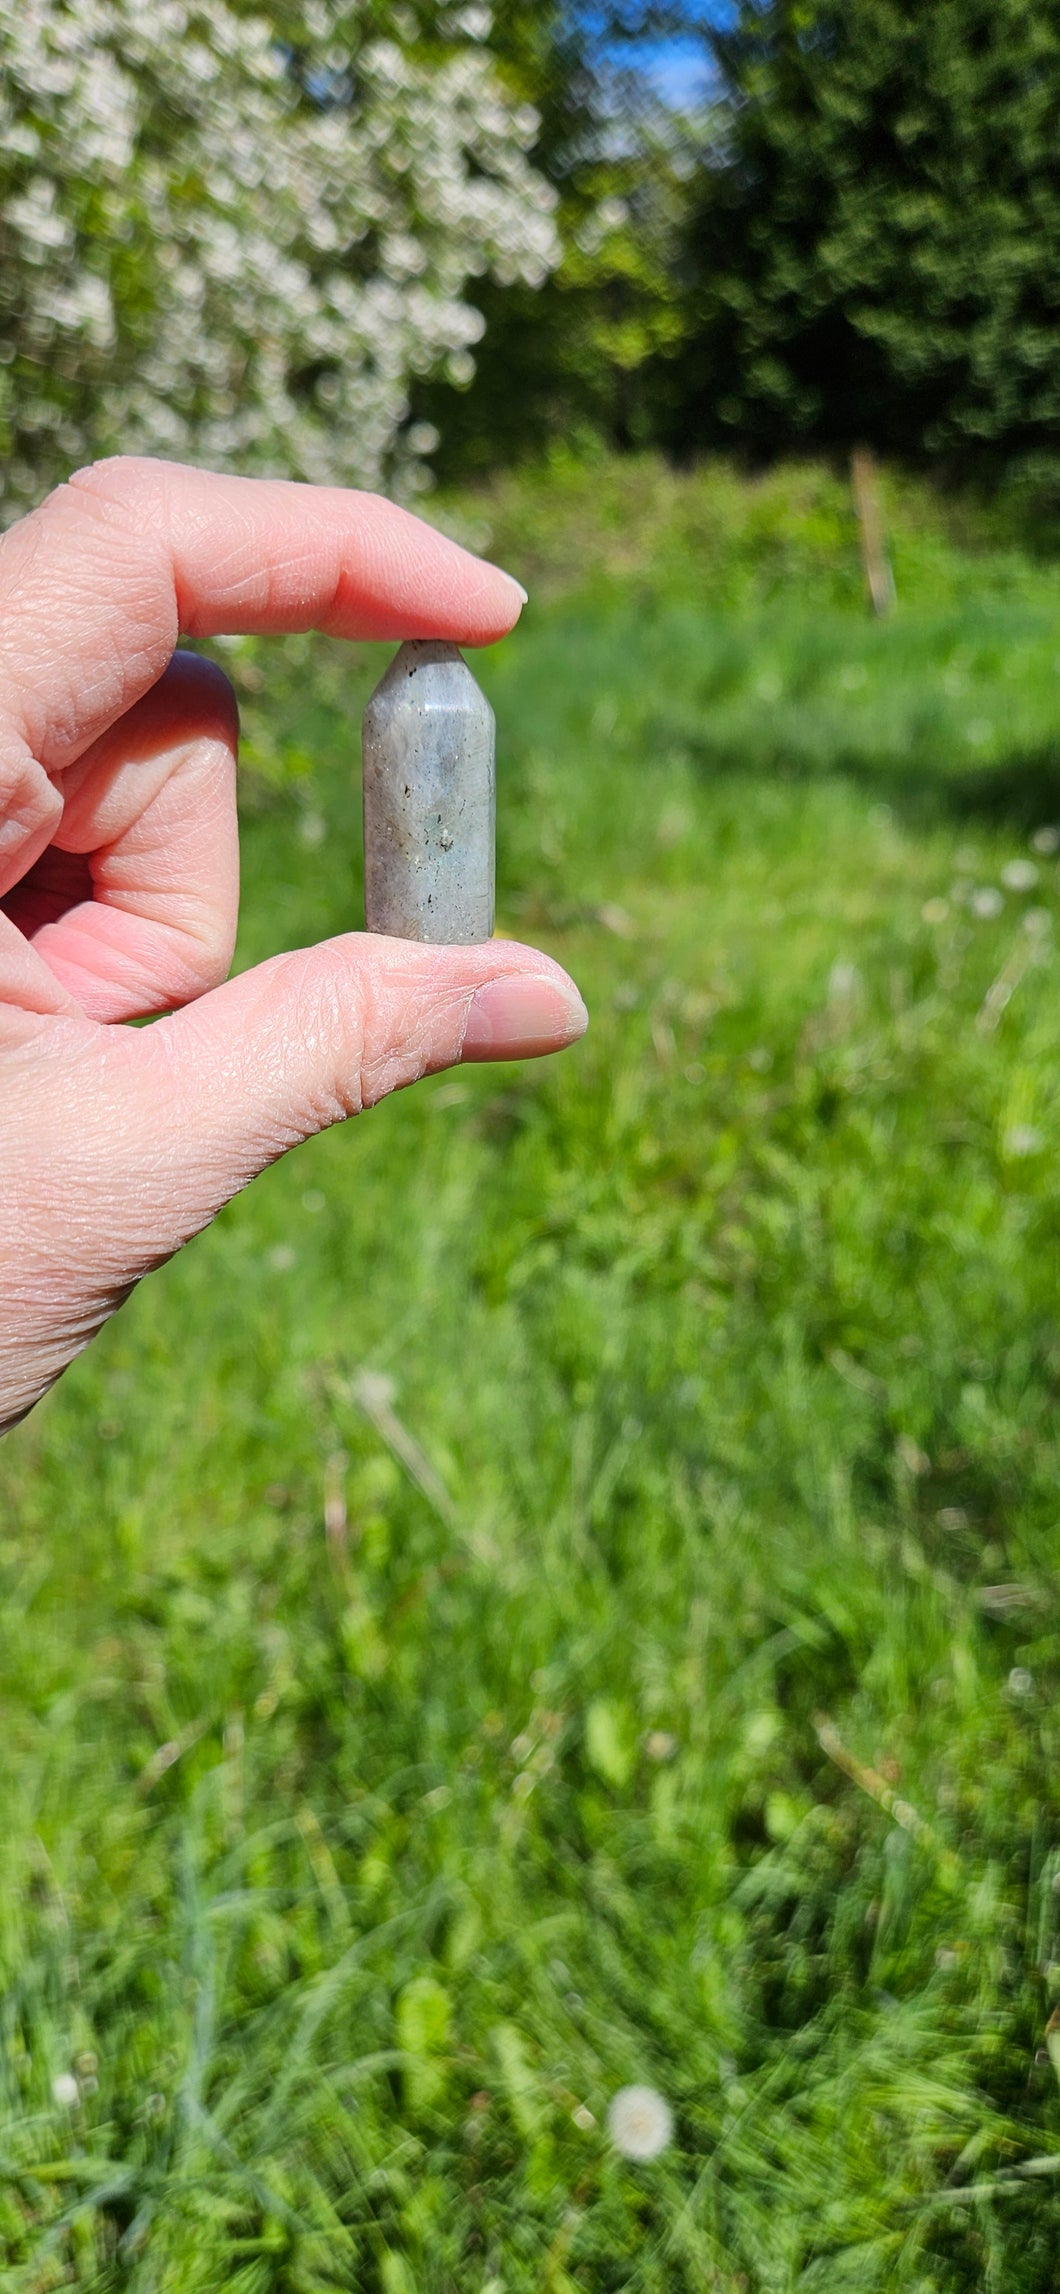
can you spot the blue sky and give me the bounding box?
[638,35,715,105]
[595,6,734,107]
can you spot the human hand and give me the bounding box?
[0,458,587,1434]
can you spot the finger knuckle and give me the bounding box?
[0,740,62,847]
[178,924,237,1000]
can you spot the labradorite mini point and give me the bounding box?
[362,639,496,944]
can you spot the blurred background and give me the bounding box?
[5,5,1060,2288]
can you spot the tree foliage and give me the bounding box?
[0,1,560,516]
[673,0,1060,466]
[416,1,703,472]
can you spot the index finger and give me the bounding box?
[0,457,527,778]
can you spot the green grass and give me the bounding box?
[5,457,1060,2289]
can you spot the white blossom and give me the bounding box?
[0,0,561,515]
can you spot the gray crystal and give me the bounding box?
[362,639,495,944]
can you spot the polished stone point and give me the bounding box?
[362,639,496,944]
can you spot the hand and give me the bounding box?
[0,458,587,1434]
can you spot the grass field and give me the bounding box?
[5,456,1060,2290]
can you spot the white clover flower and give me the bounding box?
[51,2071,80,2108]
[1003,1125,1043,1159]
[1002,859,1039,892]
[607,2084,673,2161]
[828,958,861,1001]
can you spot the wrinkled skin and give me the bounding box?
[0,458,586,1433]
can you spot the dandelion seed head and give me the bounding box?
[1002,859,1039,892]
[970,887,1004,920]
[51,2072,79,2109]
[922,897,949,924]
[1032,826,1060,854]
[607,2083,673,2161]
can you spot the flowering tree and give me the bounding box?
[0,1,560,517]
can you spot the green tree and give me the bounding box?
[672,0,1060,466]
[416,2,702,473]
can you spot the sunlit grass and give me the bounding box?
[3,459,1060,2289]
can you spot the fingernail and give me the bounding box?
[461,973,588,1060]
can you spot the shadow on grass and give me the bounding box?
[946,743,1060,828]
[677,729,1060,832]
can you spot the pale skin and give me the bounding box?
[0,457,588,1435]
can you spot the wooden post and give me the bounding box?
[851,447,896,617]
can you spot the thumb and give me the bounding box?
[142,932,588,1224]
[0,936,586,1433]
